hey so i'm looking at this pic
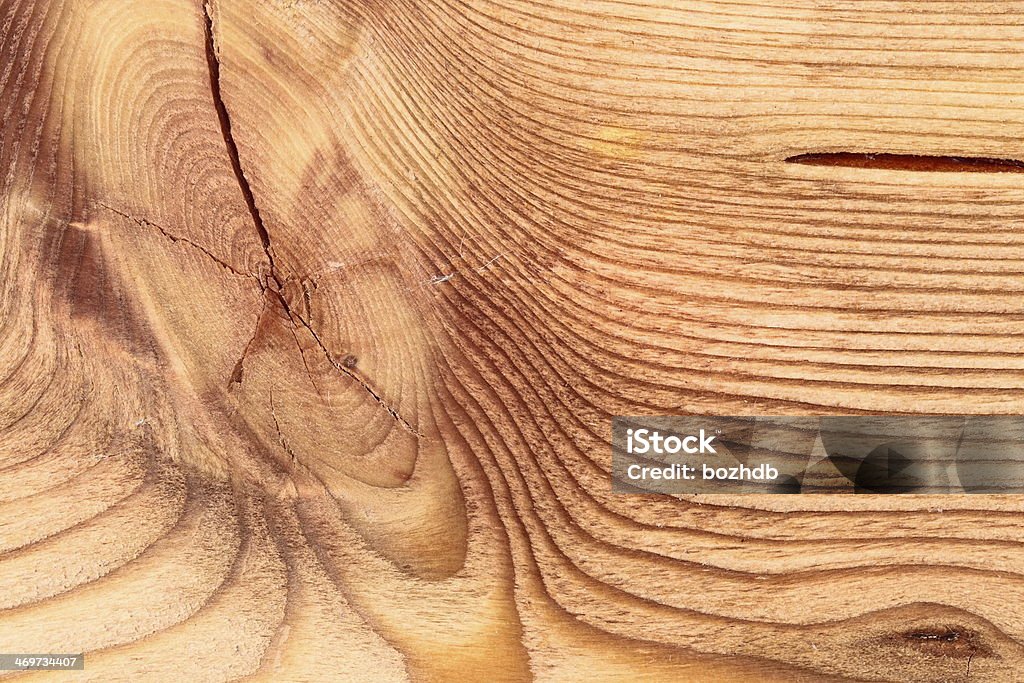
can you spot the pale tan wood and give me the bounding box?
[3,0,1024,680]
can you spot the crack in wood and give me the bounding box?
[785,152,1024,173]
[202,0,279,291]
[282,294,423,438]
[229,297,268,387]
[92,200,252,279]
[202,1,419,436]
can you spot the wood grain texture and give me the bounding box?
[3,0,1024,680]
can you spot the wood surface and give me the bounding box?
[3,0,1024,680]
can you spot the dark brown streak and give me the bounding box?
[786,152,1024,173]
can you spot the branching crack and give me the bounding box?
[229,297,267,387]
[202,3,420,437]
[93,200,251,278]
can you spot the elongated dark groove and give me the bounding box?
[785,152,1024,173]
[202,1,280,289]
